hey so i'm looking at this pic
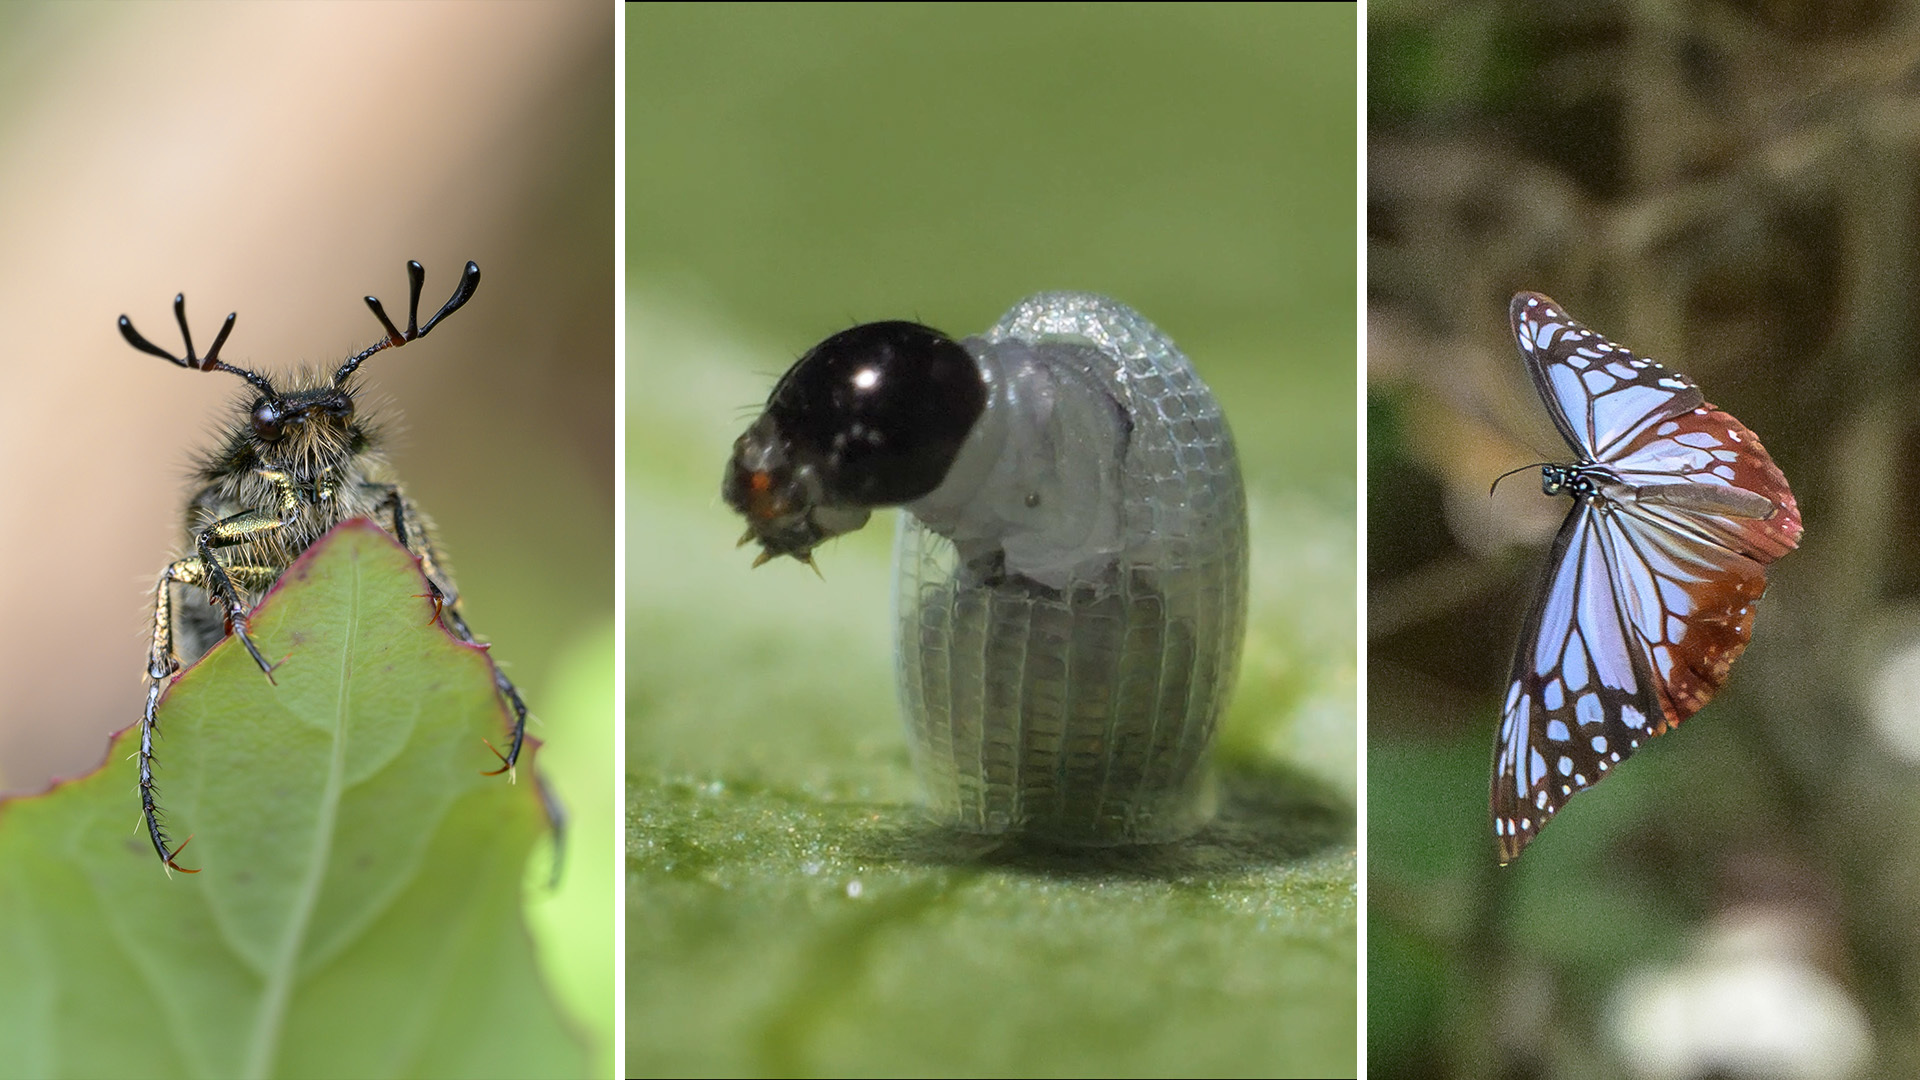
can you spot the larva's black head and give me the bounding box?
[119,260,480,459]
[724,319,987,565]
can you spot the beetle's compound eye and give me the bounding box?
[321,391,355,423]
[765,321,986,505]
[250,399,286,442]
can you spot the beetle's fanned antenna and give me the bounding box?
[415,259,483,337]
[119,295,278,398]
[332,260,482,385]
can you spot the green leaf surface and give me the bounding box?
[0,520,586,1079]
[627,766,1355,1077]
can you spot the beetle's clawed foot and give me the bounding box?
[480,738,518,783]
[160,834,201,876]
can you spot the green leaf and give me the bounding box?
[627,765,1355,1077]
[0,520,587,1080]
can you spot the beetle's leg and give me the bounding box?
[142,557,205,873]
[367,484,529,774]
[367,484,537,793]
[142,558,279,874]
[366,483,460,612]
[194,472,302,677]
[426,580,531,779]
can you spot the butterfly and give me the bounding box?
[1491,292,1802,863]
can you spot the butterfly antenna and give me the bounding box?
[1489,462,1553,496]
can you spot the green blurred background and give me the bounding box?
[0,5,613,1074]
[1370,3,1920,1077]
[630,3,1356,1074]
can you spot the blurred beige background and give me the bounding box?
[0,5,613,797]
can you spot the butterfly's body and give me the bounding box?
[1493,293,1801,863]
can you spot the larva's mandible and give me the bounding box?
[727,293,1248,844]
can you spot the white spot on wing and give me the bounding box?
[1563,636,1590,690]
[1577,692,1604,727]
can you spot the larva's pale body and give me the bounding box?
[894,294,1248,844]
[726,292,1247,845]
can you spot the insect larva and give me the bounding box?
[726,292,1248,844]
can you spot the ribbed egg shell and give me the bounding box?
[894,293,1248,845]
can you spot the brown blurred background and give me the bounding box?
[0,6,612,801]
[1371,3,1920,1077]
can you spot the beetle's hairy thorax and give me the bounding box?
[171,383,404,661]
[187,444,393,549]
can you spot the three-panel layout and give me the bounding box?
[0,5,1898,1079]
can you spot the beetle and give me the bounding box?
[120,260,531,872]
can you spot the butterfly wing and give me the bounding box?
[1493,502,1665,862]
[1493,293,1802,863]
[1607,404,1802,562]
[1511,291,1705,461]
